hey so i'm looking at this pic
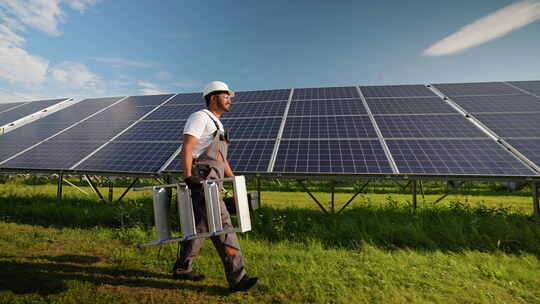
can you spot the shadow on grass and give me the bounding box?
[0,254,230,296]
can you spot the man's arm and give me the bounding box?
[181,134,199,178]
[224,160,234,177]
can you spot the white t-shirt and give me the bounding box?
[183,109,224,158]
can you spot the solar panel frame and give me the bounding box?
[386,139,537,176]
[281,115,378,139]
[272,139,394,174]
[366,97,458,115]
[375,114,488,139]
[360,85,437,98]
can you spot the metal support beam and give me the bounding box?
[419,180,425,199]
[330,181,336,214]
[256,176,261,207]
[115,178,139,203]
[337,180,371,214]
[532,182,539,218]
[63,178,89,196]
[85,174,105,202]
[297,180,328,214]
[108,178,113,203]
[57,173,63,201]
[412,180,417,210]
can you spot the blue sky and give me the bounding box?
[1,0,539,103]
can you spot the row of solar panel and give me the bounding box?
[0,80,539,176]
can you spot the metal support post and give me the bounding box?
[256,176,261,207]
[57,173,63,201]
[297,180,328,213]
[532,182,539,218]
[330,180,336,214]
[85,174,106,202]
[337,180,371,214]
[419,180,425,199]
[412,180,417,210]
[108,178,113,203]
[115,178,139,203]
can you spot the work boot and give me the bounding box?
[172,270,205,281]
[230,275,258,292]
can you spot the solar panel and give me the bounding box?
[507,139,540,168]
[223,118,282,139]
[361,85,436,98]
[281,115,377,139]
[0,102,26,113]
[272,139,393,174]
[0,142,47,165]
[376,115,488,138]
[163,140,275,173]
[144,105,204,120]
[451,95,540,113]
[51,121,136,141]
[386,139,536,175]
[84,99,157,121]
[432,82,521,97]
[37,97,123,123]
[288,99,367,116]
[0,99,67,126]
[474,113,540,138]
[508,81,540,96]
[116,120,185,142]
[75,142,179,173]
[366,98,457,115]
[1,140,106,170]
[233,89,291,102]
[163,93,202,105]
[293,87,359,100]
[224,101,287,117]
[123,94,174,106]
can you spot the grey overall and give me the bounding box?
[174,115,247,286]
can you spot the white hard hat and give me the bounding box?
[203,81,235,97]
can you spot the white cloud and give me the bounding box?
[423,0,540,56]
[173,81,201,88]
[136,81,170,95]
[49,61,101,89]
[0,25,50,84]
[63,0,99,13]
[155,71,173,81]
[0,0,65,36]
[140,89,169,95]
[90,57,154,68]
[0,88,39,103]
[137,81,159,89]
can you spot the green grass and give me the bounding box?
[1,179,540,303]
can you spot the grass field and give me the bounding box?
[1,177,539,303]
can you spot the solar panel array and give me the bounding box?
[0,80,539,177]
[0,98,68,127]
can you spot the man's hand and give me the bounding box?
[184,176,203,189]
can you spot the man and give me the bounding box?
[172,81,258,292]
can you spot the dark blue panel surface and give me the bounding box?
[288,99,367,116]
[0,99,66,126]
[452,95,540,113]
[164,93,203,105]
[282,116,377,139]
[85,100,155,121]
[0,122,72,144]
[387,139,536,176]
[376,115,487,138]
[433,82,521,97]
[0,102,26,113]
[475,113,540,138]
[76,142,179,173]
[233,89,291,102]
[1,140,105,170]
[144,105,205,121]
[225,101,287,117]
[361,85,436,98]
[117,120,185,142]
[507,139,540,168]
[367,98,456,115]
[273,139,393,174]
[0,142,44,165]
[508,81,540,96]
[123,94,174,106]
[38,97,123,123]
[164,140,275,173]
[223,118,281,139]
[293,87,359,100]
[52,121,135,141]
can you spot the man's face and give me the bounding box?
[214,93,232,112]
